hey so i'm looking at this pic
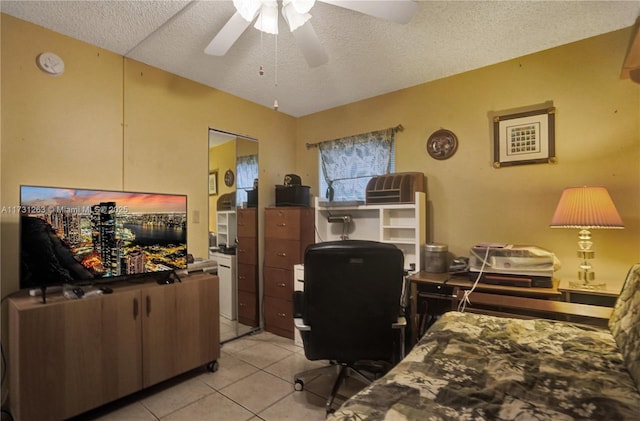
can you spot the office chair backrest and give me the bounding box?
[301,240,404,363]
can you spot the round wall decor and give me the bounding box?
[224,169,235,187]
[426,129,458,160]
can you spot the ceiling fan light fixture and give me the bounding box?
[289,0,315,14]
[254,0,279,34]
[282,1,312,32]
[233,0,262,22]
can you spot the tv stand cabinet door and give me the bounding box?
[141,283,178,387]
[141,275,220,387]
[175,275,219,374]
[102,289,143,401]
[9,296,104,420]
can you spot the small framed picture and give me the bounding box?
[209,171,218,195]
[493,107,556,168]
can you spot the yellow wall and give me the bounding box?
[2,13,639,297]
[208,141,236,232]
[296,27,640,291]
[1,14,297,296]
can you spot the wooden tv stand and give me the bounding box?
[8,272,220,421]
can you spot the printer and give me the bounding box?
[469,244,560,288]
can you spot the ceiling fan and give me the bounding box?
[204,0,418,67]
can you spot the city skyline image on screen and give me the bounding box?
[19,186,187,289]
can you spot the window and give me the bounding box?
[318,128,396,203]
[236,154,258,206]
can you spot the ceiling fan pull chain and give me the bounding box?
[273,33,279,110]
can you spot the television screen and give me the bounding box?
[19,186,187,290]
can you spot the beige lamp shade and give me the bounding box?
[550,186,624,229]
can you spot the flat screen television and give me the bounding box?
[19,185,187,291]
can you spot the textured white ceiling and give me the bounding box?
[2,1,639,117]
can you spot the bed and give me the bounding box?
[328,264,640,420]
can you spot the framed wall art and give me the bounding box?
[209,171,218,195]
[493,107,556,168]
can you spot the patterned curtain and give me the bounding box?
[319,128,394,202]
[236,154,258,206]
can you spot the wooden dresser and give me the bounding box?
[237,207,259,327]
[264,206,314,338]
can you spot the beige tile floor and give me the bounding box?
[73,330,368,421]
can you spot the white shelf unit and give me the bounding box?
[293,263,305,347]
[216,210,237,247]
[314,192,426,272]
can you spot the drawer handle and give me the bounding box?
[239,303,246,307]
[146,295,151,317]
[239,275,246,280]
[276,282,286,287]
[277,312,287,318]
[277,252,287,257]
[133,298,139,320]
[238,248,245,253]
[277,223,287,227]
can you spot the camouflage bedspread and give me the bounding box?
[328,311,640,420]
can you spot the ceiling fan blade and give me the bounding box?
[292,21,328,67]
[319,0,418,24]
[204,11,252,56]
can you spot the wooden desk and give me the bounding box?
[408,272,612,345]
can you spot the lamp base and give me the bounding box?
[568,279,607,290]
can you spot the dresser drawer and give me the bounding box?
[237,208,257,237]
[264,296,294,338]
[237,263,257,293]
[264,239,303,269]
[265,208,303,240]
[238,290,258,326]
[264,267,293,300]
[237,236,257,265]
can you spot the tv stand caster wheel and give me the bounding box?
[206,360,219,373]
[294,379,304,391]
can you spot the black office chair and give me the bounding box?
[293,240,406,414]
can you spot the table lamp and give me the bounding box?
[550,186,624,289]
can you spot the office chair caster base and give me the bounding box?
[294,379,304,391]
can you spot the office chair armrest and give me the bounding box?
[294,317,311,332]
[393,316,406,329]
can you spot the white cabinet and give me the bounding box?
[314,192,426,272]
[210,252,237,320]
[216,210,236,247]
